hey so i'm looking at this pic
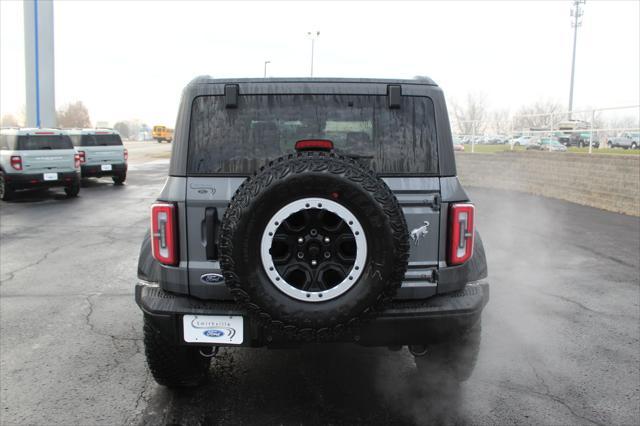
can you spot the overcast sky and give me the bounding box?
[1,0,639,126]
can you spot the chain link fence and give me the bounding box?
[453,105,640,154]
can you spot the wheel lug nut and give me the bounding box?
[311,260,317,266]
[324,251,331,259]
[324,237,330,243]
[297,252,304,259]
[298,237,304,244]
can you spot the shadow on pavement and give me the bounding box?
[140,344,467,426]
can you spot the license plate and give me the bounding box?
[183,315,244,344]
[101,164,112,171]
[43,173,58,181]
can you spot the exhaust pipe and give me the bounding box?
[408,345,428,357]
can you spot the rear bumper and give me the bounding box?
[81,163,127,178]
[4,171,79,190]
[135,280,489,347]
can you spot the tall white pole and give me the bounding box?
[307,31,319,77]
[568,0,585,120]
[24,0,56,128]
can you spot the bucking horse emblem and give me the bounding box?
[410,221,430,246]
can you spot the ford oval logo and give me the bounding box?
[203,329,225,338]
[200,273,224,284]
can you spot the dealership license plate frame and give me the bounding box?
[183,314,244,344]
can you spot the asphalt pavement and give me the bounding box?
[0,149,638,425]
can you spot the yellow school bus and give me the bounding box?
[152,125,173,143]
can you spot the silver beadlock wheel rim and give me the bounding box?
[260,197,367,302]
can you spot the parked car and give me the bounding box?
[526,137,567,152]
[608,132,639,149]
[152,125,173,143]
[556,131,599,148]
[0,128,80,201]
[512,135,534,146]
[453,137,465,151]
[68,129,128,185]
[135,77,489,388]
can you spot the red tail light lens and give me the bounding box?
[151,203,178,266]
[448,203,475,265]
[78,151,86,164]
[10,156,22,171]
[123,148,128,161]
[295,139,334,151]
[74,154,81,168]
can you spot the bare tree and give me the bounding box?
[1,114,19,127]
[452,93,487,136]
[57,101,91,128]
[513,100,563,130]
[490,109,511,135]
[113,121,130,139]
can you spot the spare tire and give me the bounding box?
[219,151,409,338]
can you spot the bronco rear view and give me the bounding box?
[136,77,489,387]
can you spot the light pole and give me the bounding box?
[306,31,320,77]
[568,0,585,120]
[263,60,270,78]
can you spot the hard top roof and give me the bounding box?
[187,76,438,87]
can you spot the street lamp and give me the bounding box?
[568,0,586,119]
[306,31,320,77]
[264,60,271,78]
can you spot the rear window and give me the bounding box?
[187,94,438,175]
[17,134,73,150]
[72,134,123,147]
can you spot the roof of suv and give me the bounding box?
[0,128,68,136]
[66,128,120,135]
[187,76,438,87]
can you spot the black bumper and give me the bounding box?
[4,171,79,190]
[135,281,489,347]
[81,163,127,178]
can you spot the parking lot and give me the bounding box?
[0,142,638,425]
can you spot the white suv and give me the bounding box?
[68,128,128,184]
[0,128,80,201]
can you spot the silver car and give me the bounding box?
[68,129,128,184]
[0,128,80,201]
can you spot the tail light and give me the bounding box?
[78,151,86,164]
[10,156,22,171]
[448,203,475,265]
[74,153,81,168]
[123,148,128,161]
[151,202,178,266]
[295,139,334,151]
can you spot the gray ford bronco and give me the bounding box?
[136,77,489,387]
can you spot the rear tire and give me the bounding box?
[143,316,211,387]
[64,182,80,198]
[0,172,14,201]
[414,319,482,383]
[631,142,637,150]
[112,174,126,185]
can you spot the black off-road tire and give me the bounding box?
[112,173,126,185]
[143,316,211,388]
[220,151,410,340]
[0,172,15,201]
[64,182,80,197]
[414,319,482,383]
